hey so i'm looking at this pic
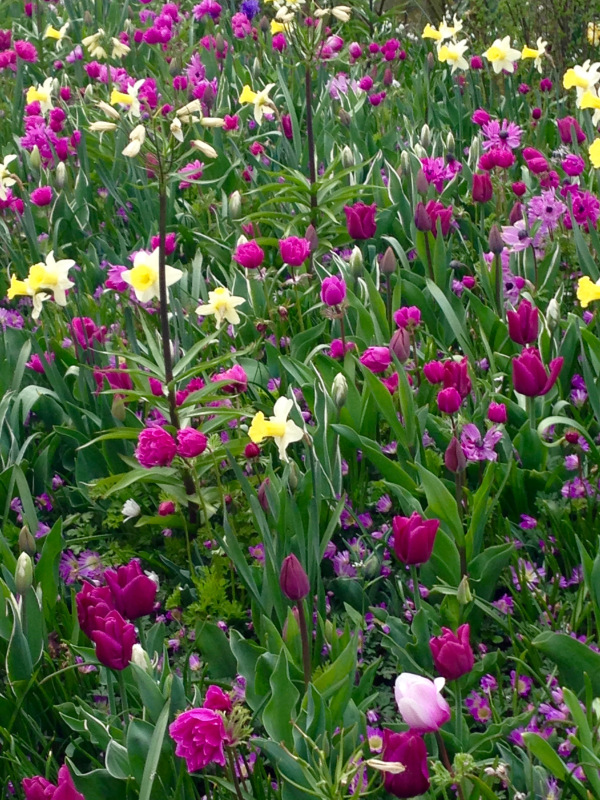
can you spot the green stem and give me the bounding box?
[454,682,463,746]
[227,746,244,800]
[494,252,504,320]
[105,668,117,719]
[435,731,466,800]
[409,565,422,613]
[296,600,311,691]
[527,395,537,430]
[424,234,434,282]
[117,669,129,731]
[305,64,317,225]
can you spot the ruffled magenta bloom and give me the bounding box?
[169,707,229,772]
[279,236,311,266]
[344,202,377,239]
[321,276,346,306]
[23,765,85,800]
[150,232,177,255]
[557,116,586,145]
[177,428,208,458]
[76,582,115,638]
[381,729,430,798]
[512,348,563,396]
[562,154,585,176]
[71,317,106,350]
[14,40,37,61]
[430,624,474,680]
[159,500,175,516]
[423,360,445,384]
[437,387,461,414]
[30,186,53,206]
[540,77,553,91]
[223,114,239,131]
[425,200,453,237]
[512,181,527,197]
[329,338,356,359]
[204,685,233,712]
[394,306,421,330]
[471,108,490,125]
[135,427,177,467]
[104,560,157,620]
[212,364,248,393]
[359,346,391,373]
[272,32,287,52]
[470,55,483,70]
[233,240,264,269]
[91,609,136,670]
[105,264,128,292]
[392,512,439,565]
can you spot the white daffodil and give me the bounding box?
[110,79,145,119]
[26,77,55,114]
[248,396,304,462]
[564,59,600,103]
[196,286,245,326]
[27,251,76,306]
[122,498,141,521]
[121,247,183,303]
[0,154,17,201]
[483,36,522,74]
[82,29,108,59]
[239,83,276,124]
[437,39,469,73]
[122,124,146,157]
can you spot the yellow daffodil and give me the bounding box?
[422,23,442,41]
[588,22,600,47]
[577,276,600,307]
[6,273,49,320]
[196,287,245,326]
[27,251,75,306]
[44,22,69,45]
[521,37,547,72]
[122,248,182,303]
[581,91,600,125]
[563,60,600,102]
[7,274,30,300]
[0,154,17,201]
[438,15,462,41]
[26,78,54,114]
[110,79,145,119]
[437,40,469,73]
[248,397,304,461]
[589,137,600,168]
[483,36,521,74]
[238,83,276,124]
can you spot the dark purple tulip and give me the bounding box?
[344,202,377,239]
[430,624,474,680]
[321,276,346,306]
[279,554,310,601]
[76,582,115,638]
[472,173,492,203]
[104,560,157,620]
[507,299,539,345]
[381,729,430,798]
[91,609,136,670]
[392,512,439,566]
[512,348,563,397]
[443,357,471,399]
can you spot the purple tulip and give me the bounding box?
[437,387,462,414]
[344,202,377,239]
[430,624,474,680]
[279,236,311,266]
[91,609,136,670]
[359,346,391,373]
[233,240,264,269]
[507,299,538,345]
[512,348,563,397]
[321,276,346,306]
[392,512,439,566]
[104,560,157,620]
[280,554,310,601]
[381,730,430,798]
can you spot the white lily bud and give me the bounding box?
[332,373,348,409]
[341,145,354,168]
[15,552,33,595]
[420,124,431,149]
[331,5,351,21]
[130,643,152,671]
[89,121,118,132]
[96,100,121,120]
[192,140,218,159]
[201,117,226,128]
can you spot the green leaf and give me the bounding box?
[195,620,237,678]
[105,739,131,780]
[139,700,171,800]
[262,650,299,749]
[522,733,569,781]
[332,425,416,491]
[533,631,600,694]
[6,594,32,686]
[35,519,63,614]
[415,464,464,547]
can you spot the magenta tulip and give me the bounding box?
[392,512,439,566]
[430,624,474,680]
[233,240,264,269]
[381,730,430,798]
[472,173,493,203]
[512,348,563,397]
[344,202,377,239]
[280,554,310,601]
[91,609,136,670]
[279,236,311,266]
[321,276,346,306]
[104,560,157,620]
[507,299,539,345]
[437,387,462,414]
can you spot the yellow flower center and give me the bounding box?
[438,45,458,62]
[485,46,504,62]
[26,87,49,105]
[29,263,57,290]
[110,89,134,106]
[45,26,63,40]
[129,263,157,291]
[564,69,589,90]
[522,46,540,59]
[248,412,286,442]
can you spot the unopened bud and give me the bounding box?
[416,168,429,195]
[339,108,351,127]
[420,124,431,149]
[546,297,560,331]
[444,436,467,473]
[457,574,473,605]
[305,223,319,253]
[287,460,300,491]
[215,33,225,52]
[30,145,41,170]
[413,143,426,159]
[380,246,397,275]
[427,51,435,70]
[18,526,36,556]
[279,554,309,601]
[414,201,432,233]
[390,328,410,362]
[332,373,348,409]
[341,145,354,169]
[83,84,94,102]
[15,552,33,595]
[349,245,363,277]
[383,67,393,86]
[229,190,242,220]
[259,15,269,31]
[130,643,152,671]
[257,478,270,511]
[55,161,67,189]
[400,150,410,172]
[488,224,504,255]
[112,395,126,421]
[446,132,455,153]
[508,201,522,225]
[83,10,93,25]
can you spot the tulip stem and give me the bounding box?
[454,683,463,746]
[409,565,422,613]
[105,668,117,719]
[340,314,347,355]
[296,600,311,691]
[494,252,504,321]
[424,234,434,282]
[305,64,318,225]
[117,669,129,731]
[385,274,392,331]
[527,396,537,430]
[435,731,466,800]
[227,746,244,800]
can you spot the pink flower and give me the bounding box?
[488,402,507,423]
[177,428,208,458]
[91,609,136,670]
[437,387,461,414]
[26,352,55,373]
[212,364,248,393]
[23,765,84,800]
[344,202,377,239]
[279,236,311,266]
[150,232,177,255]
[394,673,451,732]
[70,317,105,350]
[14,40,37,62]
[359,346,391,373]
[30,186,53,206]
[135,427,177,467]
[233,240,264,269]
[321,276,346,306]
[329,338,355,359]
[223,114,239,131]
[105,264,128,292]
[169,707,229,772]
[204,685,233,712]
[393,305,421,330]
[104,560,157,620]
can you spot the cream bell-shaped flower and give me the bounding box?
[248,397,304,462]
[170,118,184,142]
[196,286,245,326]
[239,83,276,124]
[90,121,118,133]
[0,154,17,201]
[331,5,351,21]
[563,60,600,102]
[191,139,218,159]
[27,251,76,306]
[483,36,521,74]
[122,248,183,303]
[82,29,108,59]
[111,38,131,58]
[26,78,55,114]
[437,39,469,73]
[122,124,146,157]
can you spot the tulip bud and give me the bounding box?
[390,327,410,361]
[18,526,36,556]
[257,478,270,511]
[413,143,426,159]
[130,643,152,671]
[420,125,431,150]
[229,190,242,220]
[349,245,363,277]
[341,145,354,168]
[15,552,33,595]
[427,51,435,69]
[55,161,67,189]
[446,132,455,153]
[259,15,269,30]
[488,224,504,255]
[287,460,299,492]
[339,108,351,126]
[414,201,432,232]
[508,201,523,225]
[83,10,93,25]
[305,223,319,253]
[332,373,348,409]
[416,168,429,195]
[215,33,225,52]
[279,554,310,601]
[457,575,473,605]
[546,297,560,331]
[400,150,410,172]
[444,436,466,473]
[30,145,41,170]
[380,246,397,275]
